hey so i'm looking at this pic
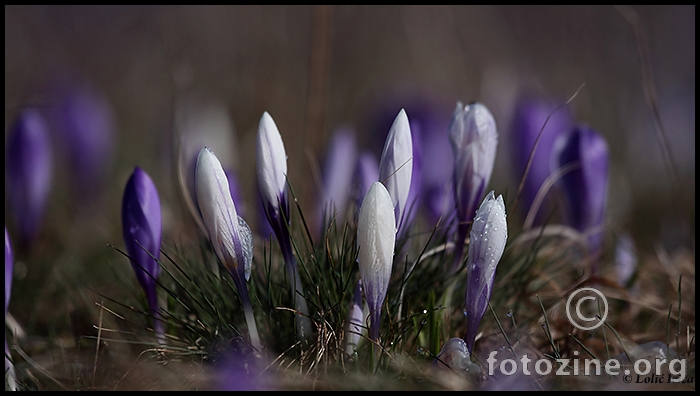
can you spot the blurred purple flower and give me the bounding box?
[121,167,163,338]
[51,83,115,197]
[196,148,260,350]
[449,102,498,272]
[378,109,413,234]
[463,191,507,353]
[357,182,396,342]
[318,126,358,231]
[352,151,380,211]
[215,349,271,391]
[6,108,53,244]
[510,95,573,225]
[553,125,609,258]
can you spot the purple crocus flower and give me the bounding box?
[256,111,312,343]
[6,108,53,244]
[449,102,498,272]
[357,182,396,343]
[510,95,573,226]
[121,167,163,339]
[318,126,358,232]
[196,147,260,351]
[463,191,507,353]
[553,125,609,259]
[51,83,115,198]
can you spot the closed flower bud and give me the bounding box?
[6,108,53,244]
[121,167,163,338]
[378,109,413,232]
[464,191,507,353]
[434,337,480,373]
[256,111,289,230]
[357,182,396,341]
[196,147,260,350]
[449,102,498,270]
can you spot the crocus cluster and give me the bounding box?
[256,112,312,343]
[552,125,609,261]
[463,191,508,353]
[6,108,53,245]
[121,167,164,341]
[448,102,498,272]
[195,147,260,351]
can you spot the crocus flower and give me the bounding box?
[196,147,260,351]
[378,109,413,234]
[121,167,164,341]
[552,125,609,261]
[318,126,358,232]
[256,112,312,343]
[433,337,480,373]
[510,95,573,226]
[224,168,245,218]
[344,278,368,356]
[6,108,53,244]
[51,83,115,198]
[5,227,17,391]
[463,191,507,353]
[357,181,396,342]
[449,102,498,272]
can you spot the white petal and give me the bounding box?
[378,108,413,229]
[357,181,396,313]
[256,111,288,212]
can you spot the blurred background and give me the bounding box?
[3,5,695,386]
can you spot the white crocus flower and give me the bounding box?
[463,190,507,352]
[195,147,260,350]
[378,109,413,232]
[357,181,396,342]
[256,111,288,217]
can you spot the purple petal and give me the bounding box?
[510,95,573,225]
[554,125,609,254]
[6,108,53,243]
[121,167,162,309]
